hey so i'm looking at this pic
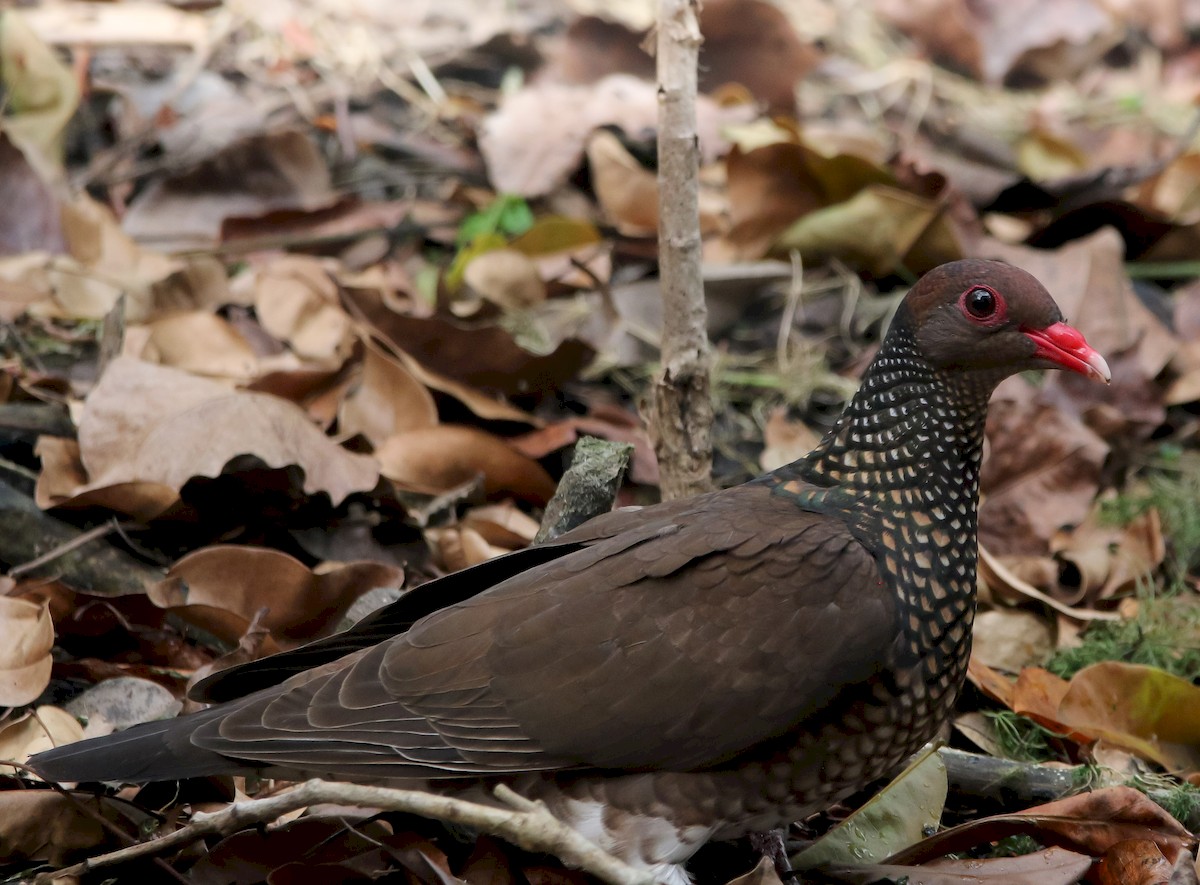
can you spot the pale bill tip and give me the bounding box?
[1086,350,1112,384]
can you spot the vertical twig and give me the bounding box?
[652,0,714,500]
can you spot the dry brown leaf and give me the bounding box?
[586,128,661,237]
[247,364,355,428]
[1137,153,1200,222]
[0,706,83,770]
[889,786,1195,866]
[429,525,510,572]
[759,407,821,472]
[980,376,1108,556]
[509,216,609,290]
[773,183,964,274]
[1096,838,1175,885]
[252,255,355,365]
[0,791,107,864]
[723,125,886,259]
[978,544,1121,622]
[1056,662,1200,776]
[966,656,1017,708]
[509,412,658,486]
[72,358,378,507]
[35,435,181,520]
[389,343,539,425]
[149,546,404,649]
[462,502,541,549]
[343,286,591,399]
[971,608,1055,673]
[142,311,259,380]
[546,0,815,112]
[122,130,338,250]
[0,254,56,319]
[880,0,1120,83]
[479,74,749,197]
[339,336,438,447]
[828,848,1093,885]
[461,248,547,310]
[0,595,54,707]
[1011,667,1097,743]
[377,424,557,505]
[1049,505,1164,606]
[55,194,181,321]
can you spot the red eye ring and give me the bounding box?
[958,285,1006,325]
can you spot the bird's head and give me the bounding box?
[906,259,1110,384]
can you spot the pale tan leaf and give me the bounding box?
[0,596,54,707]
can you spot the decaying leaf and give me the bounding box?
[1055,662,1200,777]
[376,424,557,505]
[981,376,1109,556]
[339,336,438,447]
[149,546,404,649]
[0,706,83,770]
[888,787,1196,866]
[1049,505,1164,606]
[0,791,107,864]
[971,608,1055,673]
[793,744,948,868]
[59,357,380,511]
[0,595,54,707]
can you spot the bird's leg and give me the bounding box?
[748,828,797,883]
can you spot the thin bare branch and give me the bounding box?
[650,0,714,500]
[39,779,657,885]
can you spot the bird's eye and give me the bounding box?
[965,287,997,319]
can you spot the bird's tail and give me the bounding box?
[29,703,247,783]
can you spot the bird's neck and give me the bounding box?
[763,309,1006,640]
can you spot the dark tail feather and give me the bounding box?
[28,706,247,783]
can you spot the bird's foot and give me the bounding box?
[748,828,797,883]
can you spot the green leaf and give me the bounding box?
[792,743,948,869]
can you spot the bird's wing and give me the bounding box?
[190,494,722,703]
[190,482,898,778]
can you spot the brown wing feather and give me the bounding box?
[190,483,897,777]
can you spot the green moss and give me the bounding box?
[987,834,1044,858]
[1046,595,1200,682]
[1100,456,1200,582]
[983,710,1066,763]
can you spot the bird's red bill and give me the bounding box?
[1023,322,1111,382]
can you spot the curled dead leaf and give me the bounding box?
[72,358,379,508]
[0,706,83,770]
[1055,662,1200,777]
[981,376,1108,557]
[142,310,259,381]
[0,595,54,707]
[338,336,438,446]
[461,248,546,310]
[0,791,105,864]
[377,424,557,506]
[971,608,1055,673]
[149,546,404,649]
[253,255,355,365]
[1050,505,1164,607]
[888,786,1195,867]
